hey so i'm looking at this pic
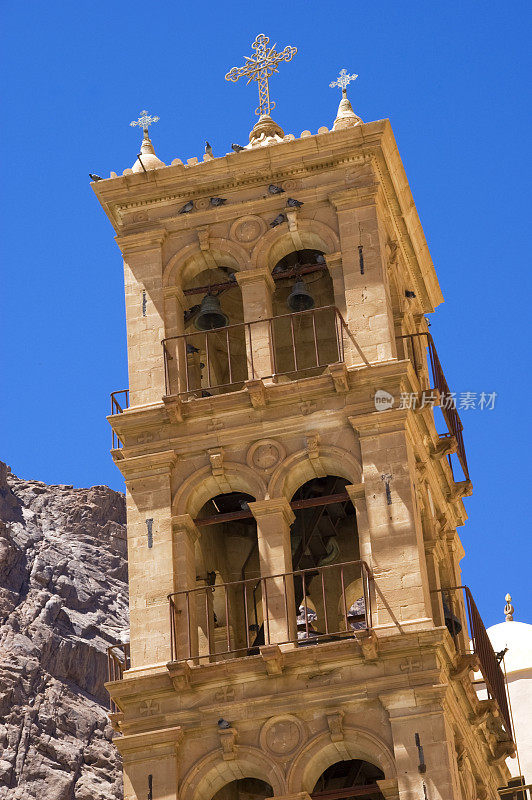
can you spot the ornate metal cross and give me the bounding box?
[130,110,160,135]
[225,34,297,117]
[330,69,358,93]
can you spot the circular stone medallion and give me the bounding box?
[260,714,304,757]
[247,439,286,473]
[230,215,266,244]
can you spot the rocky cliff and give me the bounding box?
[0,462,128,800]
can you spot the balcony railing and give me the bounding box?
[106,642,130,711]
[499,781,532,800]
[110,390,129,448]
[432,586,512,738]
[398,332,469,480]
[168,560,372,664]
[162,306,366,399]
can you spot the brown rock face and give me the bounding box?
[0,462,128,799]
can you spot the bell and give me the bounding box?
[287,280,315,312]
[194,293,229,331]
[442,593,462,637]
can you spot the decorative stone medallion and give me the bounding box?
[247,439,286,473]
[195,197,210,211]
[260,714,304,757]
[230,215,267,244]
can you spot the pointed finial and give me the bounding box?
[504,593,514,622]
[330,69,362,130]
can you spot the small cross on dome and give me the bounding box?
[330,69,358,94]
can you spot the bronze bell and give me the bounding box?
[194,293,229,331]
[287,279,315,312]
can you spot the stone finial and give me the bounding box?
[504,593,514,622]
[248,114,285,147]
[333,90,363,131]
[330,69,362,131]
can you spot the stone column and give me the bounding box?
[117,230,168,406]
[171,514,201,662]
[120,451,177,669]
[330,188,396,366]
[349,414,433,633]
[381,691,462,800]
[249,498,296,645]
[236,268,276,380]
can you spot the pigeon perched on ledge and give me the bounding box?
[286,198,303,208]
[231,143,245,152]
[270,213,287,228]
[210,197,227,207]
[268,184,284,194]
[89,174,102,181]
[179,201,194,214]
[205,141,213,157]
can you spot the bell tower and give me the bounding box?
[94,41,515,800]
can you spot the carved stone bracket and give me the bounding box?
[448,479,473,502]
[208,448,231,493]
[167,661,192,692]
[163,396,184,423]
[451,653,479,680]
[326,710,344,742]
[327,362,350,393]
[260,644,285,676]
[245,379,267,408]
[219,727,238,761]
[306,434,325,477]
[431,436,458,460]
[360,632,378,661]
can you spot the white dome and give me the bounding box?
[486,620,532,675]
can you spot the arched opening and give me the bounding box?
[288,477,368,642]
[193,490,261,660]
[178,265,247,397]
[311,760,385,800]
[211,778,273,800]
[269,250,342,381]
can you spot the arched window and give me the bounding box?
[193,491,258,661]
[178,266,247,397]
[312,760,385,800]
[211,778,273,800]
[288,477,368,642]
[269,250,342,380]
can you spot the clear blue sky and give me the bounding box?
[1,1,530,628]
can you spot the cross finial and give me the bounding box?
[130,110,160,136]
[225,34,297,117]
[330,69,358,94]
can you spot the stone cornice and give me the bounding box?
[115,228,168,256]
[113,449,177,480]
[249,497,295,526]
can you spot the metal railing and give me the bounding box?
[499,782,532,800]
[106,642,130,712]
[432,586,512,737]
[110,390,129,449]
[162,306,366,399]
[398,333,469,480]
[169,560,372,663]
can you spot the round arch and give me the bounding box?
[179,745,286,800]
[267,445,362,501]
[172,464,268,517]
[251,220,340,271]
[287,729,396,794]
[163,239,251,288]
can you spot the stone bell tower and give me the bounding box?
[93,39,515,800]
